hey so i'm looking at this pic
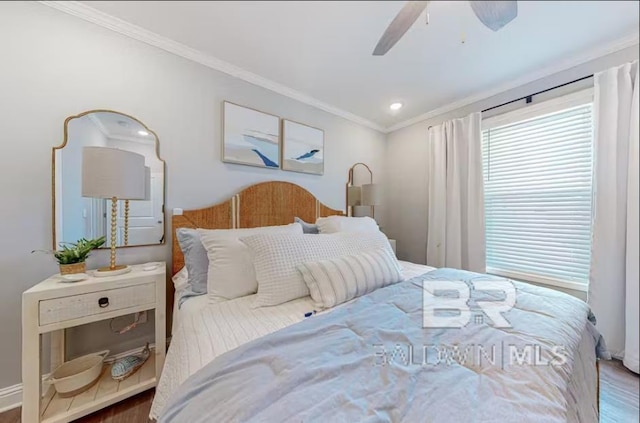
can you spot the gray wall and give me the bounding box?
[0,2,387,388]
[385,45,639,301]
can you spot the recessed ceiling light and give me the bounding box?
[389,102,403,111]
[137,130,149,136]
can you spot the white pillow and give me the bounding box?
[315,216,379,234]
[241,231,395,307]
[198,223,302,302]
[298,248,402,309]
[171,267,189,293]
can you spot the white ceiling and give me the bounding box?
[89,111,154,143]
[79,1,639,130]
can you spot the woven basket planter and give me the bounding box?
[59,262,86,275]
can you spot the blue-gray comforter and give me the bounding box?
[160,269,606,423]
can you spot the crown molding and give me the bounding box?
[39,1,638,135]
[386,32,640,133]
[87,113,110,137]
[107,134,154,145]
[39,1,386,133]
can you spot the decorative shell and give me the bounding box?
[111,343,150,381]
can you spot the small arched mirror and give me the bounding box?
[53,110,165,249]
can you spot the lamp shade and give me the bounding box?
[347,185,362,206]
[361,183,382,206]
[82,147,146,200]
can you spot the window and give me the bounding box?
[482,90,594,291]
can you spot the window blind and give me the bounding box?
[482,97,593,288]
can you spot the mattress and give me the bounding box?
[152,261,433,419]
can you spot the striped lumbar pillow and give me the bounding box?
[297,248,403,309]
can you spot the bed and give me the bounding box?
[151,181,605,422]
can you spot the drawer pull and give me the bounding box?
[98,297,109,308]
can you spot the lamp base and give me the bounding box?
[94,265,132,277]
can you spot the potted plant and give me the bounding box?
[34,237,106,275]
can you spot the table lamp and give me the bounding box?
[82,147,146,276]
[362,183,382,209]
[124,166,150,246]
[346,163,382,218]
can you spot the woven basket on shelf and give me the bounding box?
[59,262,86,275]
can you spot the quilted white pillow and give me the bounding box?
[315,216,379,234]
[298,248,402,308]
[198,223,302,302]
[241,231,395,307]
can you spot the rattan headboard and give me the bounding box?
[171,181,343,276]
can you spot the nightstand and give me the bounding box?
[22,263,166,423]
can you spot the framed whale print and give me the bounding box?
[281,119,324,175]
[222,101,280,169]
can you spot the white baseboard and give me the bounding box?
[0,339,170,413]
[0,374,51,413]
[0,383,23,413]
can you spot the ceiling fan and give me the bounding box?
[372,1,518,56]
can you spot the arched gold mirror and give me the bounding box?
[53,110,165,249]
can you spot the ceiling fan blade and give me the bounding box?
[372,1,429,56]
[470,0,518,32]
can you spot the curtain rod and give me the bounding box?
[481,74,594,113]
[426,74,594,130]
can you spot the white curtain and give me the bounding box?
[589,61,639,373]
[426,112,485,272]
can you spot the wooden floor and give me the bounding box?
[600,359,640,423]
[1,360,637,422]
[0,390,153,423]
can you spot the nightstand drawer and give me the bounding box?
[39,283,155,326]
